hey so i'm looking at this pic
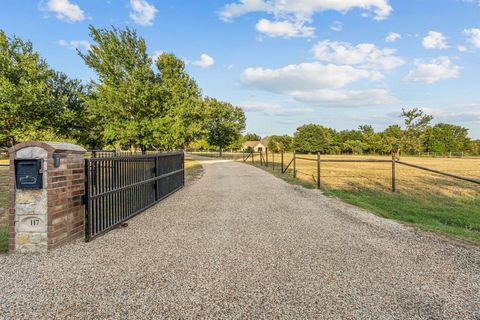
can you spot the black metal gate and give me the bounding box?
[84,152,184,241]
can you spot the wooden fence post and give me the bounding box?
[260,151,263,166]
[293,151,296,178]
[281,151,284,173]
[317,152,321,189]
[265,148,268,167]
[391,152,396,192]
[272,152,275,171]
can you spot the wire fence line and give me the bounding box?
[190,150,480,192]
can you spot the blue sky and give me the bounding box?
[1,0,479,138]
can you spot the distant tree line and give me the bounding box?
[292,108,478,155]
[252,108,479,156]
[0,27,245,152]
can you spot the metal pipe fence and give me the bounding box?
[188,150,480,192]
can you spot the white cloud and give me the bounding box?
[422,31,449,49]
[219,0,393,21]
[220,0,392,38]
[241,62,396,106]
[192,54,215,68]
[240,102,313,116]
[385,32,401,42]
[459,0,480,6]
[130,0,157,26]
[291,89,398,106]
[329,21,343,32]
[44,0,85,22]
[423,104,480,126]
[458,45,468,52]
[312,40,405,70]
[464,28,480,47]
[255,18,314,38]
[58,39,90,51]
[404,57,460,84]
[242,63,379,91]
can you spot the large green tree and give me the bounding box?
[203,98,245,155]
[243,133,261,141]
[400,108,433,154]
[79,26,166,151]
[49,71,97,147]
[423,123,470,153]
[342,140,368,154]
[359,125,382,154]
[267,135,293,152]
[0,30,61,147]
[381,125,403,155]
[155,53,204,149]
[293,124,334,153]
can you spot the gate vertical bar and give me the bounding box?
[84,159,91,241]
[155,155,159,201]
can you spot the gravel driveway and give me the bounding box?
[0,158,479,319]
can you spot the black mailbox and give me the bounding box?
[14,159,43,189]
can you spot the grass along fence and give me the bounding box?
[191,150,480,242]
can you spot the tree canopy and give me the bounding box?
[293,124,335,153]
[203,98,245,154]
[243,133,261,141]
[1,30,58,147]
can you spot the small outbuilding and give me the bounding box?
[241,137,269,152]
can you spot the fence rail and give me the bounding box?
[190,150,480,192]
[84,152,184,241]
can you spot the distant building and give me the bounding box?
[241,137,269,152]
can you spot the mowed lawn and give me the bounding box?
[250,153,480,243]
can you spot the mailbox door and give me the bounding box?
[14,159,43,189]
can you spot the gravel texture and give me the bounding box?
[0,157,479,319]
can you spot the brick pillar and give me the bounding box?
[8,142,86,253]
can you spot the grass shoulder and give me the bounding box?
[0,228,7,253]
[324,189,480,244]
[244,159,480,244]
[185,158,204,184]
